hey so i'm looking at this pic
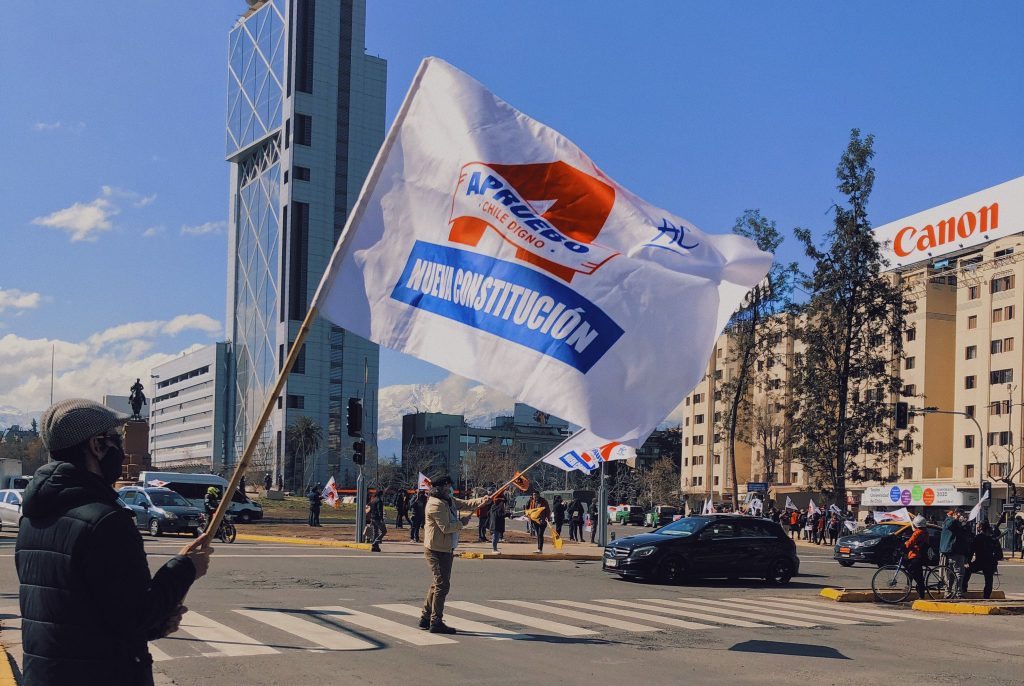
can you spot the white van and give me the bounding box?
[137,471,264,523]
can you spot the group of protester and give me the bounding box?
[904,508,1004,600]
[772,507,847,545]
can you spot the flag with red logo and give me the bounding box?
[311,57,772,445]
[321,476,340,509]
[540,429,635,474]
[417,472,432,491]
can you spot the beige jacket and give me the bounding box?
[424,494,490,553]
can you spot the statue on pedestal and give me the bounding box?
[129,378,147,420]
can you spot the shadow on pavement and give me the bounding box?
[729,640,850,659]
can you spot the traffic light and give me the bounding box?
[982,480,992,502]
[347,397,363,437]
[352,440,366,465]
[895,401,909,430]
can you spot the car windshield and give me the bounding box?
[655,516,708,536]
[862,524,902,537]
[149,491,191,508]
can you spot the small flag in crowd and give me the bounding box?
[968,490,990,522]
[541,429,636,474]
[807,499,820,515]
[876,507,911,523]
[785,496,797,511]
[703,499,715,515]
[417,472,432,491]
[844,520,858,532]
[321,476,340,509]
[829,504,843,515]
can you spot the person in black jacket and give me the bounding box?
[394,488,409,529]
[410,490,427,542]
[552,496,566,538]
[16,398,212,686]
[368,489,387,552]
[307,486,322,527]
[962,521,1002,598]
[488,493,508,552]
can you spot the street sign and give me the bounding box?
[747,482,768,492]
[1003,504,1020,512]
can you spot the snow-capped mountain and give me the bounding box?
[377,376,515,440]
[0,406,40,431]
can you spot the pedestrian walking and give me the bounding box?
[589,500,599,543]
[963,521,1002,599]
[939,509,971,595]
[488,493,508,552]
[394,489,408,529]
[239,475,247,495]
[368,489,387,552]
[307,486,322,527]
[816,514,826,545]
[528,493,551,553]
[16,398,213,686]
[553,495,566,538]
[476,498,491,542]
[788,509,799,539]
[410,490,427,542]
[568,497,584,542]
[419,475,489,634]
[904,515,930,599]
[263,471,272,494]
[827,514,840,546]
[864,511,876,526]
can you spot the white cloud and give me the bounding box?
[0,289,44,313]
[101,185,156,207]
[32,121,85,134]
[32,197,118,242]
[377,374,515,441]
[0,313,222,412]
[142,226,164,238]
[180,220,226,236]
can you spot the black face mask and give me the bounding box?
[99,443,125,485]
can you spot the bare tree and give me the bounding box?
[752,402,784,486]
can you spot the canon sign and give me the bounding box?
[874,176,1024,269]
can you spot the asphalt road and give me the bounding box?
[2,529,1023,686]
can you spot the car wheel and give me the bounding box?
[766,557,795,585]
[238,511,251,524]
[149,519,162,537]
[837,559,855,567]
[191,528,200,538]
[656,556,687,584]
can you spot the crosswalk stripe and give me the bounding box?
[234,609,376,650]
[306,606,456,646]
[446,601,598,636]
[597,599,772,628]
[765,597,932,621]
[375,604,522,640]
[176,611,279,656]
[711,597,862,625]
[650,598,819,627]
[547,600,718,630]
[496,600,662,632]
[148,643,173,662]
[742,598,901,623]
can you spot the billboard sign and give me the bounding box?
[861,483,978,507]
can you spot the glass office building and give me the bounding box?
[225,0,385,487]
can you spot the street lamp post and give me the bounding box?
[915,406,984,514]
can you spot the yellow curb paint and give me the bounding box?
[910,600,1021,615]
[235,534,372,550]
[458,552,601,561]
[0,644,17,686]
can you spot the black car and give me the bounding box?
[118,486,203,537]
[603,514,800,584]
[833,522,942,567]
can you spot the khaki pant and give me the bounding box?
[422,549,454,624]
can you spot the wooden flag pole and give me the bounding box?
[489,431,579,500]
[202,303,320,548]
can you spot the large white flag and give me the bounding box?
[807,499,820,515]
[541,429,636,474]
[785,496,797,511]
[311,58,772,446]
[968,491,990,522]
[876,507,911,523]
[702,498,715,515]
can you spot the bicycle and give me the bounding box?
[871,553,917,604]
[924,558,965,600]
[198,513,237,543]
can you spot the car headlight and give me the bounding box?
[859,538,878,548]
[630,546,658,559]
[162,511,178,520]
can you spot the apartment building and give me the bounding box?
[681,175,1024,519]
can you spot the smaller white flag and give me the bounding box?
[829,504,843,515]
[785,496,797,511]
[147,479,169,488]
[749,497,763,512]
[876,507,911,523]
[968,491,990,522]
[808,500,820,515]
[844,520,858,532]
[541,429,636,474]
[321,476,339,508]
[702,498,715,515]
[417,472,432,491]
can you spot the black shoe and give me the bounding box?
[418,615,430,629]
[429,622,457,634]
[371,544,381,552]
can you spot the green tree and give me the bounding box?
[286,415,323,491]
[790,129,912,505]
[720,210,798,504]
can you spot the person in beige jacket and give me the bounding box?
[419,475,490,634]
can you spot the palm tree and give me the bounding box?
[286,416,323,491]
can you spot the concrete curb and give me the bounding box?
[911,599,1024,615]
[820,587,1006,602]
[0,644,17,686]
[235,534,372,550]
[459,551,602,561]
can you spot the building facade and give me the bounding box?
[681,176,1024,520]
[225,0,386,488]
[148,343,231,470]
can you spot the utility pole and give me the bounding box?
[598,460,608,548]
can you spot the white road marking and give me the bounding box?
[306,606,456,646]
[375,603,522,640]
[234,609,376,650]
[711,597,863,625]
[596,598,772,628]
[147,643,173,662]
[176,611,279,656]
[769,597,938,620]
[650,598,819,627]
[446,601,598,637]
[743,597,902,623]
[547,600,718,630]
[497,600,662,632]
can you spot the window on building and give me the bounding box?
[695,414,704,424]
[991,369,1014,384]
[902,384,917,397]
[987,431,1012,447]
[991,275,1014,293]
[969,285,980,300]
[994,247,1015,259]
[965,375,977,389]
[903,437,913,452]
[697,476,703,486]
[283,170,289,184]
[295,113,312,146]
[684,437,689,446]
[713,411,721,423]
[685,397,690,406]
[965,434,975,449]
[685,417,689,427]
[713,454,721,464]
[905,357,916,370]
[684,457,689,466]
[791,471,799,483]
[992,339,1004,354]
[902,467,913,480]
[288,201,310,320]
[714,370,723,380]
[294,166,311,181]
[991,400,1010,415]
[295,0,315,93]
[693,393,703,403]
[965,465,975,478]
[769,378,782,390]
[286,395,305,409]
[965,405,975,418]
[713,476,720,486]
[965,346,977,360]
[993,308,1004,323]
[691,477,698,487]
[1004,337,1014,352]
[990,463,1010,478]
[1007,306,1015,320]
[716,347,722,358]
[968,315,978,329]
[714,390,722,401]
[906,327,916,341]
[713,433,721,443]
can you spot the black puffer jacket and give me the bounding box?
[16,461,196,686]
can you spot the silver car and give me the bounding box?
[0,489,24,532]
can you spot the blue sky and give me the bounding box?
[1,1,1021,423]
